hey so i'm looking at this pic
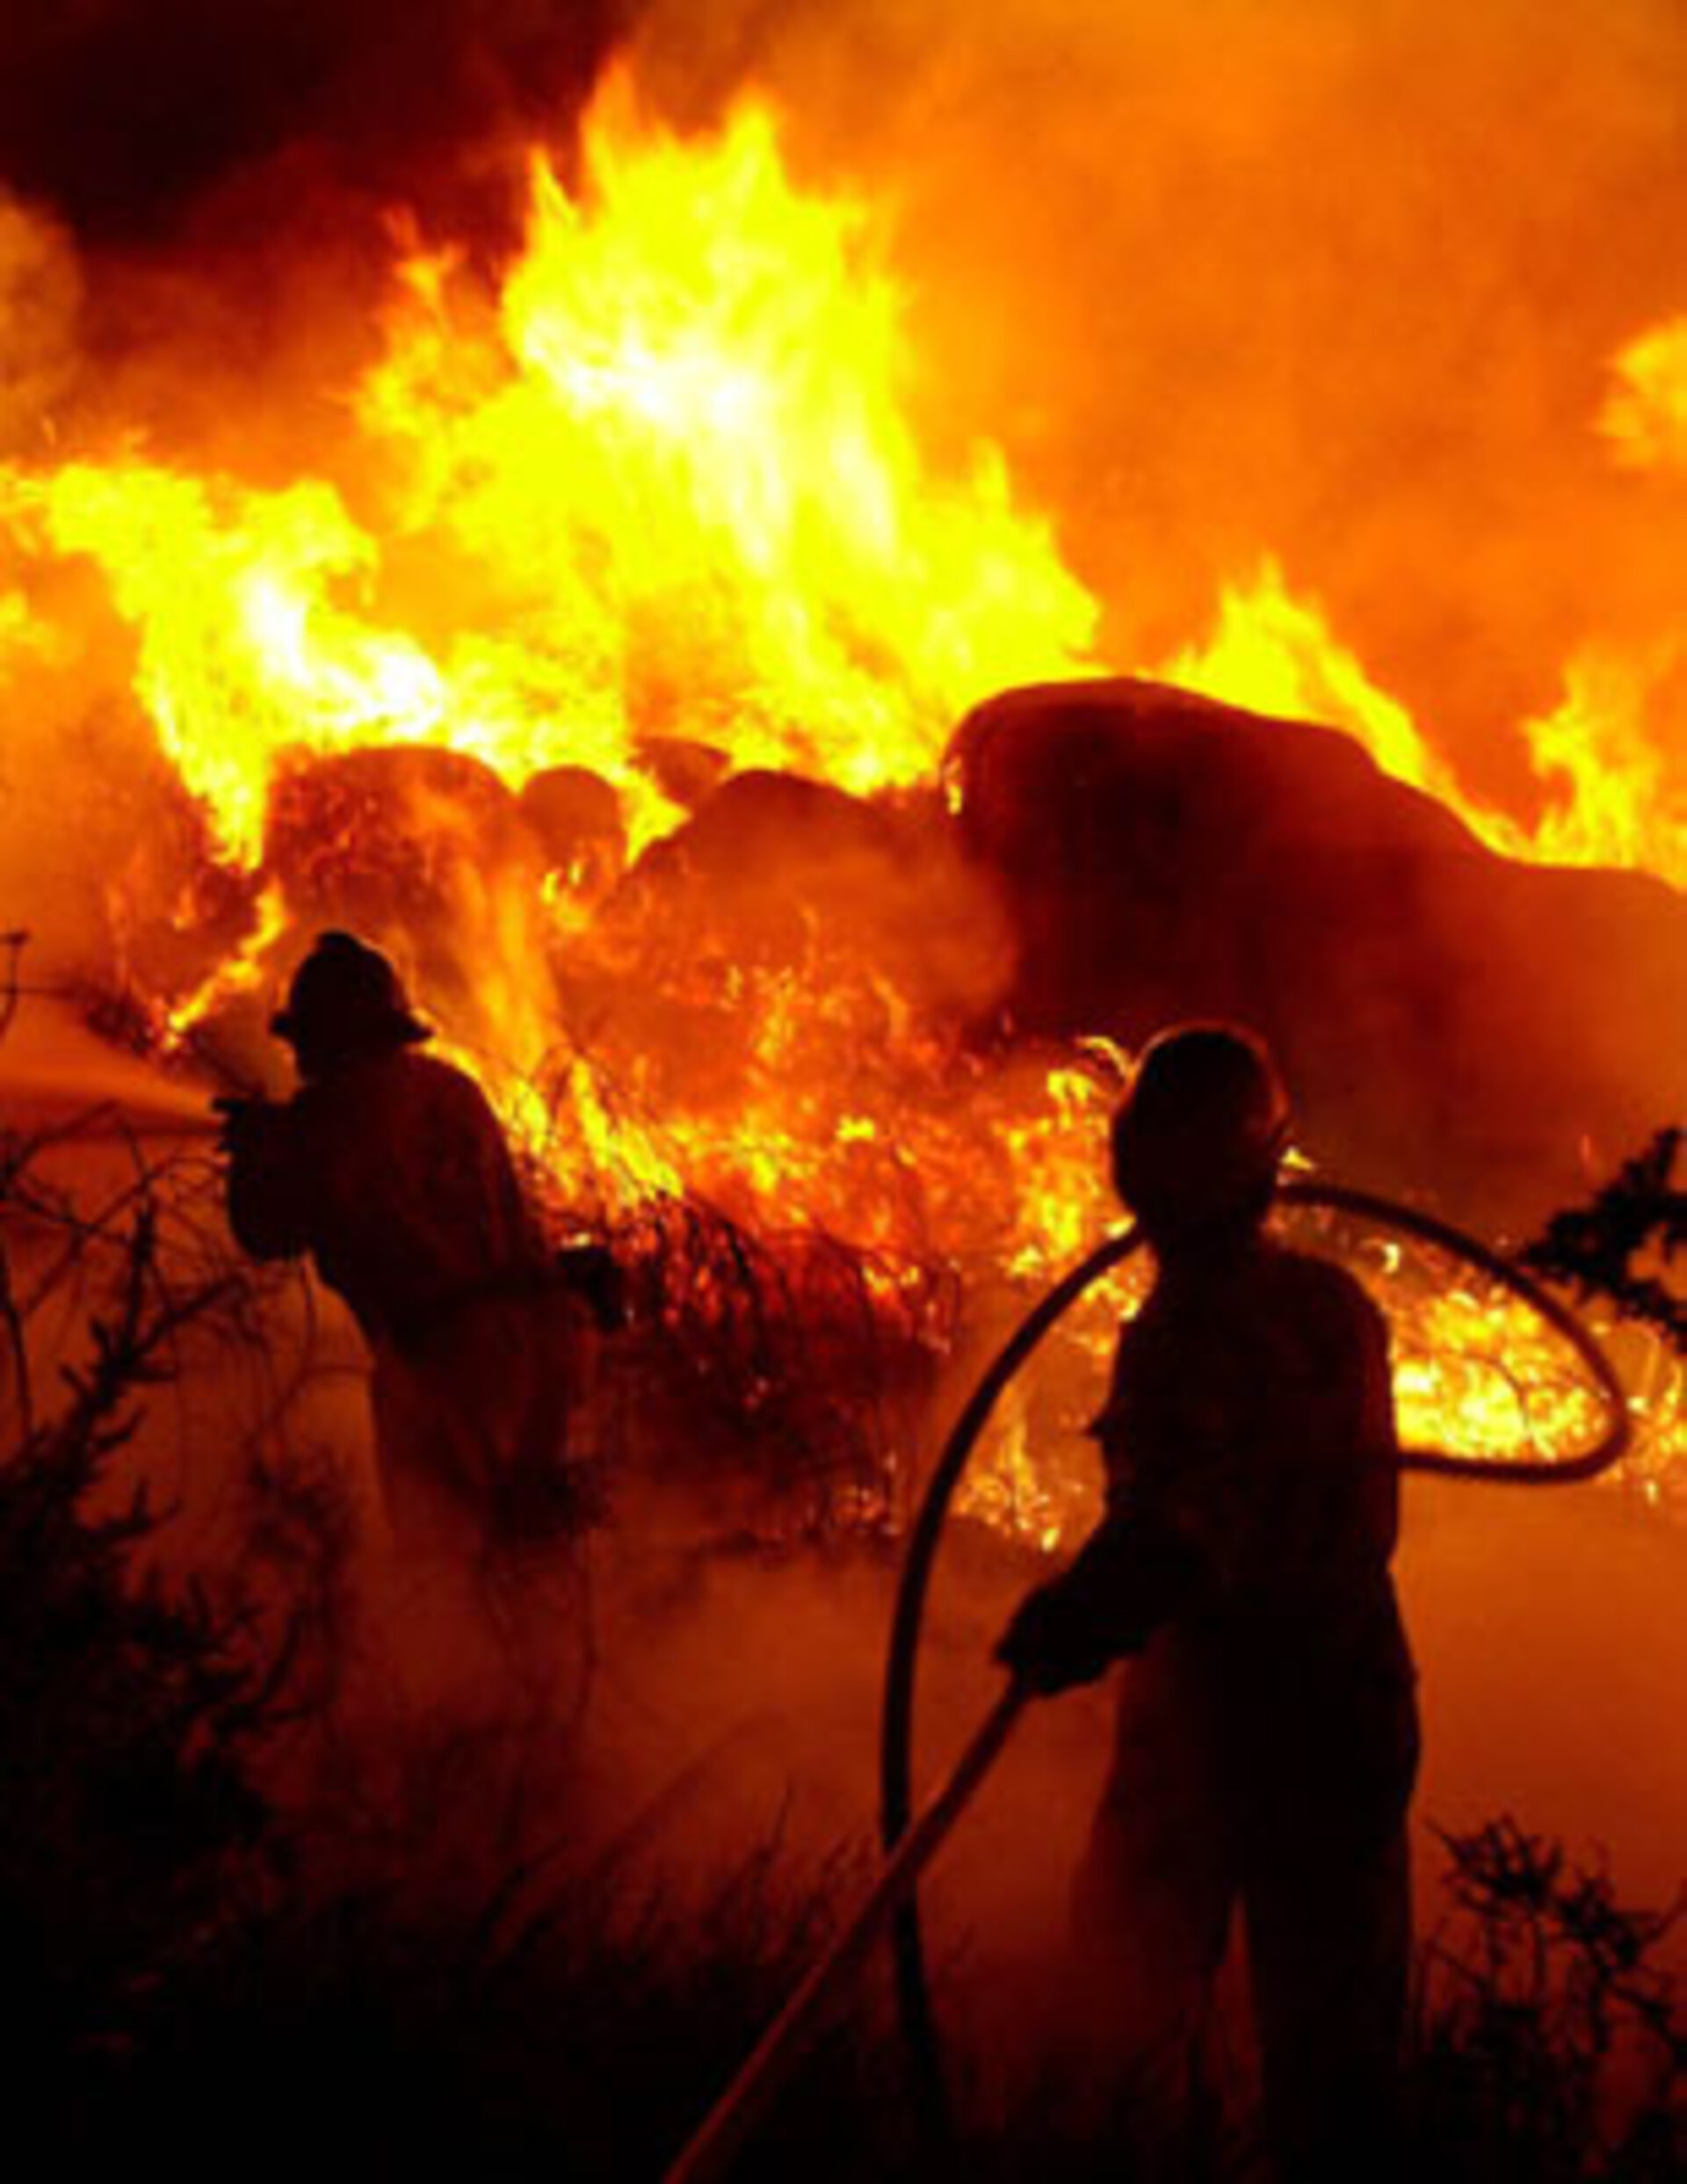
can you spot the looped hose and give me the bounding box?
[880,1178,1634,2139]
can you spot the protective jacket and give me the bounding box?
[228,1049,568,1551]
[1092,1237,1409,1696]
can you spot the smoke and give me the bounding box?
[0,1,641,243]
[0,4,653,492]
[0,196,83,454]
[11,1105,1686,2130]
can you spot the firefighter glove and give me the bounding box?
[214,1095,273,1156]
[996,1518,1202,1695]
[996,1571,1119,1695]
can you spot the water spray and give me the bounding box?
[0,936,256,1144]
[662,1181,1633,2183]
[0,1076,231,1150]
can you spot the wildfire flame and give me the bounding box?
[2,74,1097,874]
[1162,565,1687,891]
[0,69,1679,1531]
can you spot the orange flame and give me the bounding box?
[0,73,1678,1530]
[2,73,1097,876]
[1162,562,1687,890]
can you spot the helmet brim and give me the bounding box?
[270,1005,432,1048]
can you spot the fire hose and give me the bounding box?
[664,1180,1633,2184]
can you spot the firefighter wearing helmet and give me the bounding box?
[999,1024,1418,2176]
[221,931,590,1561]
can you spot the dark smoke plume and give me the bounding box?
[0,0,642,244]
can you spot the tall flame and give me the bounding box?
[1,76,1680,894]
[2,74,1097,873]
[0,70,1679,1528]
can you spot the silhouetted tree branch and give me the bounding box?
[1522,1129,1687,1353]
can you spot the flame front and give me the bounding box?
[4,74,1680,911]
[0,69,1679,1535]
[3,76,1097,873]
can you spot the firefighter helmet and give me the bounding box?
[271,931,430,1063]
[1111,1023,1290,1237]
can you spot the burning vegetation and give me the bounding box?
[0,42,1683,1513]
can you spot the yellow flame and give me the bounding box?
[1159,562,1687,889]
[2,75,1096,877]
[4,462,444,866]
[1159,559,1452,800]
[1523,646,1687,886]
[162,880,292,1041]
[1601,316,1687,474]
[358,76,1099,831]
[0,75,1677,1533]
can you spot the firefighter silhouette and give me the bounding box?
[221,931,599,1559]
[998,1024,1418,2176]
